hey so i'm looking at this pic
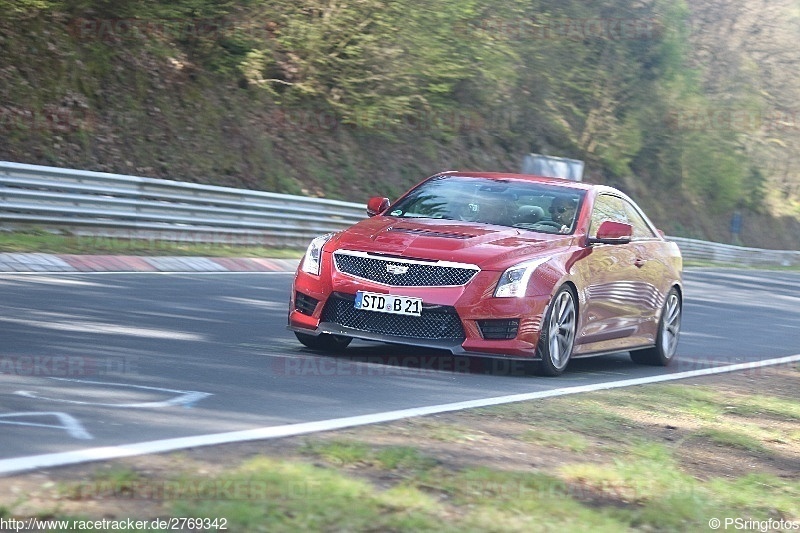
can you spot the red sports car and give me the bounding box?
[288,171,682,376]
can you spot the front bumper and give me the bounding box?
[289,260,550,359]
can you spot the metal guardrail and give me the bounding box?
[0,161,365,247]
[1,161,799,264]
[670,237,799,267]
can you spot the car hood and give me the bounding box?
[329,216,576,271]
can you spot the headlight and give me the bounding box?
[494,258,549,298]
[301,233,335,275]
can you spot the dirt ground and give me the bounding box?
[1,364,798,522]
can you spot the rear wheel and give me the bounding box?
[536,286,577,376]
[630,288,681,366]
[294,331,352,352]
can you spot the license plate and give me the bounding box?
[354,291,422,316]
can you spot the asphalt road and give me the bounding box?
[1,269,799,466]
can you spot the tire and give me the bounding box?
[630,287,681,366]
[294,331,352,352]
[536,285,577,376]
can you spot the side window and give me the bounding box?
[589,194,627,237]
[622,200,657,240]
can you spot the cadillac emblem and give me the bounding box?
[386,264,409,275]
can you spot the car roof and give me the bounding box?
[433,171,640,201]
[435,171,598,192]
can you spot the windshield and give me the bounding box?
[387,176,586,235]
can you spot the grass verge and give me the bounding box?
[682,259,800,270]
[0,367,798,532]
[0,230,303,258]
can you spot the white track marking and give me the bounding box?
[14,378,211,408]
[0,412,93,440]
[1,354,798,476]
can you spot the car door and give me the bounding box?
[621,197,667,336]
[575,194,647,351]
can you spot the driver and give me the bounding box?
[548,197,578,233]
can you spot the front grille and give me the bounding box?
[333,252,478,287]
[478,319,520,340]
[295,292,319,315]
[322,293,465,340]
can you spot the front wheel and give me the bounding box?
[630,288,681,366]
[536,286,577,376]
[294,331,352,352]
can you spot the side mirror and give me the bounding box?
[588,220,633,245]
[366,196,391,217]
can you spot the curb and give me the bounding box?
[0,253,300,273]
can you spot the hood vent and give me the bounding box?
[388,227,475,240]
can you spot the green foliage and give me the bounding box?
[490,0,690,178]
[54,0,241,19]
[708,474,800,517]
[520,428,589,452]
[692,428,768,452]
[681,131,747,212]
[0,0,57,16]
[375,446,437,471]
[0,0,788,216]
[741,166,768,211]
[654,0,693,82]
[301,440,371,466]
[240,1,521,131]
[301,440,437,471]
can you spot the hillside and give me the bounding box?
[1,0,799,249]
